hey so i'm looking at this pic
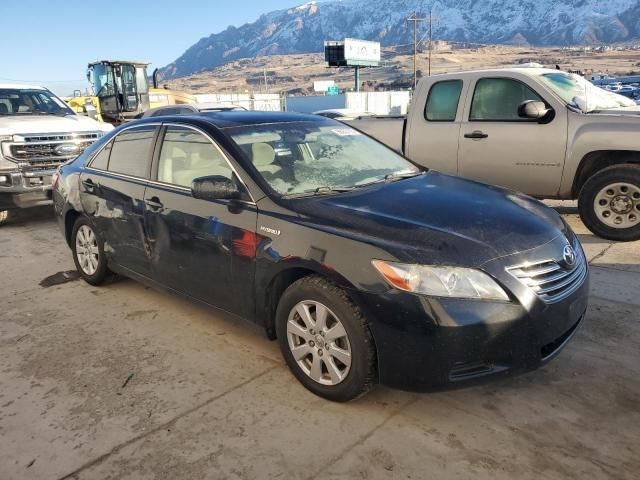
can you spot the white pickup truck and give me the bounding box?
[350,68,640,241]
[0,84,112,225]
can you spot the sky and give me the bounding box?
[0,0,301,95]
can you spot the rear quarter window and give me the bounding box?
[88,140,112,170]
[424,80,463,121]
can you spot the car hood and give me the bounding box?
[288,172,568,267]
[0,115,113,136]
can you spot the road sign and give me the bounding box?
[327,85,339,96]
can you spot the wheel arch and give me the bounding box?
[261,265,358,340]
[64,209,82,247]
[572,150,640,198]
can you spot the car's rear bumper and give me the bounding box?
[352,272,589,392]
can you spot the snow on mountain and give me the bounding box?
[160,0,640,79]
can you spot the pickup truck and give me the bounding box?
[349,67,640,241]
[0,84,113,225]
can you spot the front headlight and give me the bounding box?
[372,260,509,301]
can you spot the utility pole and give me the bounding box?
[407,9,438,87]
[428,7,434,77]
[407,11,427,89]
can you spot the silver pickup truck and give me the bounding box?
[0,84,112,225]
[349,67,640,241]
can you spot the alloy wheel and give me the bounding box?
[594,182,640,229]
[286,300,352,386]
[75,225,100,275]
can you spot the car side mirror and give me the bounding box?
[518,100,553,122]
[191,175,241,201]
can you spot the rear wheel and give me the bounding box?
[579,164,640,241]
[71,216,111,285]
[275,275,376,402]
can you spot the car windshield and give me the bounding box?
[0,88,74,116]
[539,72,636,112]
[226,121,420,196]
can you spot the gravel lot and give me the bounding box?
[1,204,639,480]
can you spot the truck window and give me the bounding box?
[424,80,463,121]
[107,126,156,178]
[470,78,543,121]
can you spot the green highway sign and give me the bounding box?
[327,85,339,96]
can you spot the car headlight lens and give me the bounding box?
[372,260,509,301]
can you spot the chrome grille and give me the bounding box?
[4,132,102,170]
[507,241,587,304]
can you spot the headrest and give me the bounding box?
[252,143,276,167]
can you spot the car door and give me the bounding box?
[457,75,567,197]
[80,124,158,277]
[143,123,258,318]
[405,78,467,174]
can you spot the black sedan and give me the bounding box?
[53,112,589,401]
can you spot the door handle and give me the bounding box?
[144,197,164,211]
[81,178,97,192]
[464,131,489,139]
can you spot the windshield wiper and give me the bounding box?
[355,170,425,189]
[282,186,356,199]
[383,170,424,181]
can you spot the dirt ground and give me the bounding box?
[1,204,639,480]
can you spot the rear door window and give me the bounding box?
[424,80,463,121]
[470,78,544,121]
[107,125,157,178]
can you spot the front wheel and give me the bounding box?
[0,210,13,226]
[71,216,111,285]
[275,276,376,402]
[578,164,640,242]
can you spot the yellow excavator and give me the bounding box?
[66,60,195,124]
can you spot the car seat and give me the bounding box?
[251,143,282,175]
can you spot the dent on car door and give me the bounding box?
[80,124,158,276]
[458,77,567,197]
[143,124,258,319]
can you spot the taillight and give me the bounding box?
[51,170,60,190]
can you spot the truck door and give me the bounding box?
[404,78,467,174]
[457,76,567,197]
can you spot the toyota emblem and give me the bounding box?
[563,245,577,267]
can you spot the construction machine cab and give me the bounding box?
[87,60,150,124]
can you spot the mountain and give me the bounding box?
[160,0,640,79]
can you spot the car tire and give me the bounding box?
[578,164,640,242]
[0,210,13,226]
[71,216,111,285]
[275,275,376,402]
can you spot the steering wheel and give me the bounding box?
[96,83,113,97]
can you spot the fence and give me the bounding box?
[345,91,412,115]
[194,93,284,111]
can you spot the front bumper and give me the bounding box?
[0,170,54,209]
[354,236,590,392]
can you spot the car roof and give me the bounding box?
[133,111,327,129]
[0,83,47,90]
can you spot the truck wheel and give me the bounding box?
[579,164,640,241]
[0,210,12,226]
[71,216,111,285]
[275,275,376,402]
